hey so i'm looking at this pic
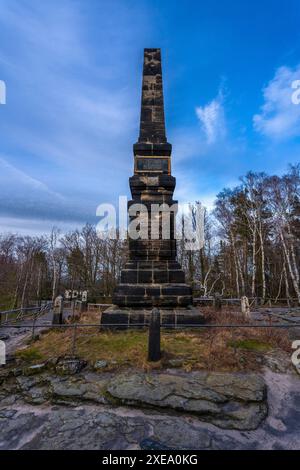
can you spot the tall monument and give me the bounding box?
[112,48,192,309]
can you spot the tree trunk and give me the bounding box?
[287,222,300,285]
[280,230,300,303]
[251,229,256,297]
[230,232,240,297]
[258,221,266,302]
[52,262,58,302]
[283,262,291,305]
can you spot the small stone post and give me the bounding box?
[52,295,63,325]
[148,307,161,362]
[80,290,88,314]
[241,296,251,319]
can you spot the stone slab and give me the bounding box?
[100,306,205,329]
[107,371,268,430]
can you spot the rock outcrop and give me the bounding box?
[1,367,300,450]
[0,368,267,430]
[107,371,267,430]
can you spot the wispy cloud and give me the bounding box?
[0,154,94,226]
[0,156,64,199]
[195,90,226,144]
[0,0,151,232]
[254,64,300,140]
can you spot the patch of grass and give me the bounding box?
[15,328,258,372]
[15,347,44,362]
[228,338,272,352]
[15,308,290,372]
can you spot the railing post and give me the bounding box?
[31,310,37,340]
[213,293,222,311]
[71,323,78,357]
[148,307,161,362]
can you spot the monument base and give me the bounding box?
[100,305,205,329]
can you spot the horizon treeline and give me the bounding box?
[0,165,299,309]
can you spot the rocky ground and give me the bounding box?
[0,358,299,450]
[1,306,299,450]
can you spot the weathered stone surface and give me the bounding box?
[1,370,299,450]
[16,374,50,404]
[0,368,300,449]
[22,363,47,376]
[1,368,267,430]
[140,438,174,450]
[0,333,10,340]
[168,359,185,367]
[263,351,295,374]
[94,360,108,370]
[50,376,109,405]
[0,406,212,450]
[55,357,87,375]
[107,371,268,430]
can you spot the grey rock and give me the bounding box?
[16,374,50,404]
[50,376,108,404]
[0,334,10,340]
[0,411,47,450]
[107,371,268,430]
[0,409,17,418]
[140,438,175,450]
[50,376,108,405]
[0,404,216,450]
[0,368,268,430]
[149,417,212,449]
[94,360,108,370]
[168,359,184,367]
[293,364,300,375]
[55,357,87,375]
[1,368,269,430]
[0,369,299,450]
[16,409,144,450]
[23,363,47,376]
[264,351,294,374]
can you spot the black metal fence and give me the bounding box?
[0,302,52,325]
[0,320,299,359]
[1,298,299,363]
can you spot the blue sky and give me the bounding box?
[0,0,300,234]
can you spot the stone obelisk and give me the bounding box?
[112,48,192,309]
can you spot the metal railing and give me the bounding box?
[87,303,113,312]
[0,302,52,325]
[194,296,299,306]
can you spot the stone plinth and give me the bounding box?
[100,306,205,329]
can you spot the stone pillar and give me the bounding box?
[80,291,88,313]
[52,295,63,325]
[113,49,192,309]
[241,296,251,319]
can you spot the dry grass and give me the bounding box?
[15,306,291,372]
